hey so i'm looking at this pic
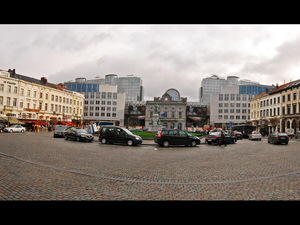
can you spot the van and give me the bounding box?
[99,126,143,146]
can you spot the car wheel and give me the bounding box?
[20,129,24,133]
[76,137,81,142]
[190,140,197,147]
[9,129,13,133]
[101,138,107,144]
[65,136,68,140]
[127,139,134,146]
[163,140,169,147]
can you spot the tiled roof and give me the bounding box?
[250,91,267,101]
[269,81,293,95]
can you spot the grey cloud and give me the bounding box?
[241,38,300,80]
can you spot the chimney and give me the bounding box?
[41,77,48,85]
[8,68,16,76]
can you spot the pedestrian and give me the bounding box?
[219,130,227,146]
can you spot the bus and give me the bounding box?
[231,124,256,138]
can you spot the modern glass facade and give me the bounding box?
[64,74,144,102]
[199,75,271,105]
[65,83,100,93]
[239,85,271,95]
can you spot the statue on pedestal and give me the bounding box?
[154,103,159,115]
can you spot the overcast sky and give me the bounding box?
[1,24,300,101]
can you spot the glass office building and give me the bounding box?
[199,75,270,105]
[64,74,144,102]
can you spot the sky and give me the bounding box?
[1,24,300,101]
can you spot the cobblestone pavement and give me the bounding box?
[0,132,299,200]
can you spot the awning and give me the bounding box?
[56,121,75,126]
[0,116,24,124]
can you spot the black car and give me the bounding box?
[154,129,200,147]
[64,127,94,142]
[99,126,142,146]
[205,131,237,145]
[233,131,243,140]
[268,132,289,145]
[53,125,70,138]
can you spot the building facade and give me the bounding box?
[64,74,144,102]
[199,74,268,105]
[83,84,125,126]
[250,80,300,134]
[210,86,257,128]
[145,89,187,130]
[0,69,84,127]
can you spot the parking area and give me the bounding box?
[0,132,299,200]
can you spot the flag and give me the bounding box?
[160,112,167,117]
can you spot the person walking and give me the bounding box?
[219,130,227,146]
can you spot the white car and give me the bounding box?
[4,125,26,133]
[248,131,262,141]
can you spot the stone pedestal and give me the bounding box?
[148,113,163,132]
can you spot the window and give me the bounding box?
[230,94,235,101]
[225,94,229,101]
[6,97,11,106]
[0,84,4,92]
[172,111,175,118]
[102,92,106,99]
[219,94,223,101]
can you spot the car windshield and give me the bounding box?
[55,126,66,131]
[76,129,88,134]
[252,131,260,134]
[10,125,17,128]
[278,133,288,136]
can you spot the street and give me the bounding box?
[0,132,299,200]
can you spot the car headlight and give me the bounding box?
[135,137,140,140]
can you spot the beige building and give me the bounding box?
[250,80,300,134]
[0,69,84,127]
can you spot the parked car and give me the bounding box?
[4,125,26,133]
[154,129,200,147]
[268,132,289,145]
[248,131,262,141]
[64,127,94,142]
[233,131,243,140]
[99,126,142,146]
[53,125,70,138]
[205,131,237,145]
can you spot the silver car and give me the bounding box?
[4,125,26,133]
[248,131,262,141]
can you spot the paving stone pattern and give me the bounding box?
[0,132,299,200]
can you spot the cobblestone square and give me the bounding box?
[0,132,299,200]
